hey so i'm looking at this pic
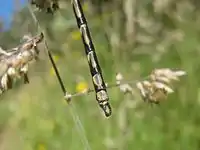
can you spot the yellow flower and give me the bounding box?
[52,55,59,63]
[49,67,60,76]
[76,81,88,93]
[37,143,46,150]
[71,30,81,41]
[39,119,55,131]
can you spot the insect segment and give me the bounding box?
[72,0,112,117]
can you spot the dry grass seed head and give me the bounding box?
[116,73,134,94]
[150,68,186,84]
[136,80,168,103]
[137,68,186,104]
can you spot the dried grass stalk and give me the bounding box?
[115,68,186,104]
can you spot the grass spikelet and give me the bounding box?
[116,73,134,94]
[137,68,186,104]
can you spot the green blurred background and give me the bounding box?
[0,0,200,149]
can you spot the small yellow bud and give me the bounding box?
[76,81,88,93]
[37,143,46,150]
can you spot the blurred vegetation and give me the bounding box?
[0,0,200,149]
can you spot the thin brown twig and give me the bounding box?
[64,75,150,100]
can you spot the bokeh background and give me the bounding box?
[0,0,199,149]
